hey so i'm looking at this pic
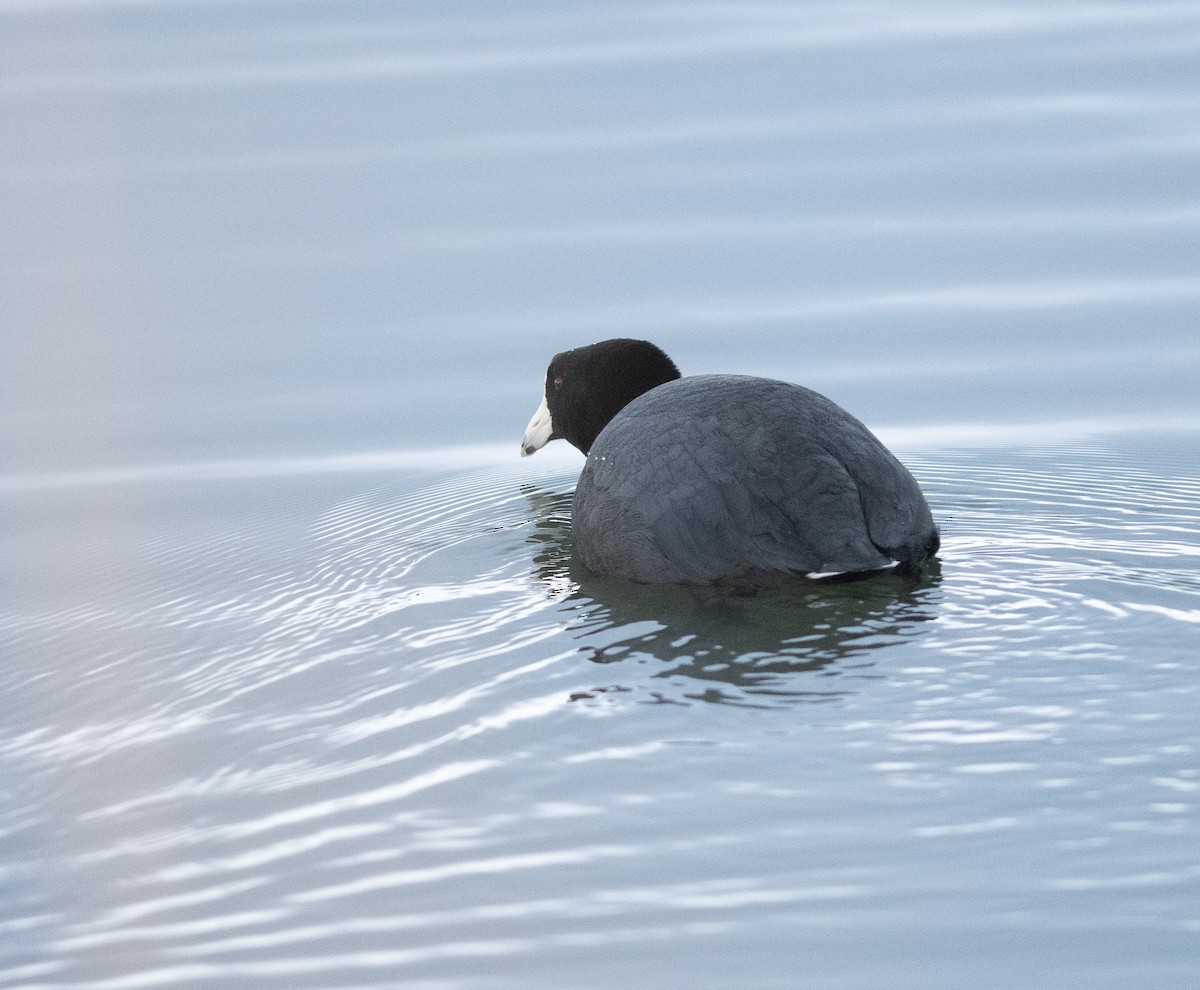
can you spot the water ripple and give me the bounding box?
[3,435,1199,988]
[7,2,1200,94]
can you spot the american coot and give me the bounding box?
[521,338,939,584]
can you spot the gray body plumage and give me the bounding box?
[573,375,937,583]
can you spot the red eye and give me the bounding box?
[553,376,564,390]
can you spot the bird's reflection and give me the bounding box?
[521,483,942,707]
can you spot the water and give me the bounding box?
[2,2,1200,988]
[3,437,1197,988]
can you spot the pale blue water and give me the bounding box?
[2,3,1199,988]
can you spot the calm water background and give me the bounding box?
[2,2,1199,988]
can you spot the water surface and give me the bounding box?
[2,2,1199,988]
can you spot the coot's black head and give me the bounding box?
[521,338,682,456]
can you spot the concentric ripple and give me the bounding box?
[3,432,1198,989]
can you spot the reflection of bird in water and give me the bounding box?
[520,482,942,708]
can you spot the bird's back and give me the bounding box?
[573,375,937,583]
